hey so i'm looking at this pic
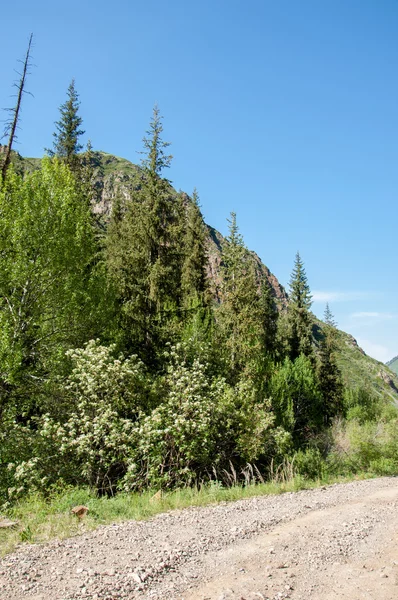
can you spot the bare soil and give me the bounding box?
[1,477,397,600]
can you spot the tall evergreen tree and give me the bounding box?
[318,304,343,425]
[181,189,208,308]
[217,212,268,382]
[287,252,313,361]
[47,79,85,170]
[324,302,336,327]
[259,278,279,359]
[105,106,183,364]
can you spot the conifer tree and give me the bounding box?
[140,105,182,315]
[318,304,343,425]
[218,212,267,381]
[181,189,208,307]
[105,106,183,363]
[324,302,336,327]
[47,79,85,170]
[287,252,313,361]
[259,278,279,359]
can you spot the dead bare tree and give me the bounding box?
[1,33,34,181]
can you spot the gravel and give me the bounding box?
[0,477,397,600]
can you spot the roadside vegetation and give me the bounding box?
[1,55,398,558]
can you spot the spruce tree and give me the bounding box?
[318,304,343,425]
[259,278,279,359]
[140,105,182,316]
[105,106,183,364]
[324,302,336,327]
[181,189,208,307]
[217,212,267,382]
[287,252,313,361]
[47,79,85,170]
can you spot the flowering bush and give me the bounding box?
[7,341,148,497]
[122,345,275,490]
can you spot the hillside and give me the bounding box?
[8,149,398,406]
[387,355,398,376]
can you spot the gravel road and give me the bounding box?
[1,477,397,600]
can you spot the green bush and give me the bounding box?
[122,345,275,490]
[293,447,325,480]
[6,341,148,498]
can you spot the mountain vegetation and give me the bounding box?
[0,78,398,510]
[387,356,398,376]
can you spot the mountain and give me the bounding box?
[387,356,398,376]
[7,149,398,405]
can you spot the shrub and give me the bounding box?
[7,341,148,498]
[122,345,275,490]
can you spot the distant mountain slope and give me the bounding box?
[387,356,398,376]
[7,150,398,405]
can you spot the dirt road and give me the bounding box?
[1,477,397,599]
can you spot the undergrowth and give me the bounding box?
[0,470,374,557]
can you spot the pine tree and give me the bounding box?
[259,278,279,359]
[47,79,85,170]
[318,304,343,425]
[181,189,208,307]
[217,212,267,381]
[324,302,336,327]
[287,252,313,361]
[105,106,183,364]
[140,105,182,316]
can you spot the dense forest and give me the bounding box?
[1,73,398,506]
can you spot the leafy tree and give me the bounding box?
[287,252,313,361]
[0,159,108,415]
[269,355,322,445]
[47,79,85,170]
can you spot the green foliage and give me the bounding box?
[6,341,149,498]
[293,447,325,480]
[104,107,183,364]
[0,160,110,414]
[344,387,382,423]
[181,189,209,308]
[122,344,274,490]
[287,252,313,360]
[327,418,398,476]
[269,355,322,445]
[317,308,344,426]
[47,79,85,170]
[217,212,272,383]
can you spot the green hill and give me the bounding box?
[387,356,398,376]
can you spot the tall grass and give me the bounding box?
[0,466,367,558]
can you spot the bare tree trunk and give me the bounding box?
[1,33,33,182]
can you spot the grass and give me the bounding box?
[0,472,375,557]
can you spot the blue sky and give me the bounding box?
[1,0,397,363]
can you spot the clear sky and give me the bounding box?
[1,0,397,363]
